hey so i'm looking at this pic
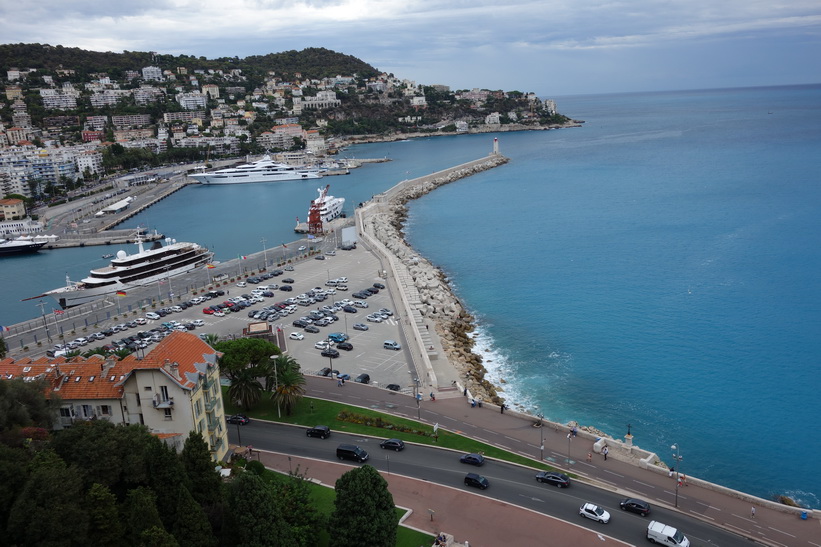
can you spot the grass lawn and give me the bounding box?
[223,387,562,473]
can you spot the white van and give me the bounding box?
[647,521,690,547]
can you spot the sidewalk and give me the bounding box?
[250,449,630,547]
[305,377,820,547]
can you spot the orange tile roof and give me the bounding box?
[0,332,221,401]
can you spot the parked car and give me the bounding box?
[321,348,340,358]
[304,325,320,334]
[380,438,405,451]
[579,503,611,524]
[226,414,251,425]
[535,471,571,488]
[145,312,161,320]
[353,323,369,331]
[315,340,330,350]
[318,367,333,377]
[460,453,485,466]
[342,305,358,313]
[306,425,331,439]
[337,342,353,351]
[464,473,489,490]
[386,384,401,391]
[383,340,402,350]
[619,498,651,517]
[373,282,386,289]
[328,332,348,343]
[289,332,304,340]
[336,373,351,381]
[354,373,370,384]
[282,278,295,284]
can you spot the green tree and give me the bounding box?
[7,450,90,545]
[86,483,125,547]
[171,483,216,547]
[0,376,57,432]
[329,465,397,547]
[122,486,164,546]
[0,444,31,534]
[0,336,6,358]
[180,431,223,508]
[267,355,306,415]
[145,437,188,529]
[225,472,293,547]
[214,337,281,380]
[227,365,263,410]
[140,526,180,547]
[274,468,322,547]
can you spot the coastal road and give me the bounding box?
[230,420,755,547]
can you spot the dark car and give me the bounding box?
[354,373,370,384]
[293,319,309,328]
[305,325,320,334]
[464,473,489,490]
[380,438,405,451]
[282,278,295,284]
[342,305,357,313]
[336,373,351,381]
[386,383,401,391]
[337,342,353,351]
[306,425,331,439]
[226,414,250,425]
[364,287,379,294]
[535,471,571,488]
[352,291,370,299]
[373,282,386,289]
[314,255,325,260]
[321,348,340,358]
[619,498,651,516]
[319,367,333,377]
[280,285,293,291]
[460,453,485,466]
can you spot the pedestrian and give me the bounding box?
[682,473,688,486]
[500,404,505,414]
[602,446,609,461]
[463,387,468,396]
[341,378,345,385]
[668,467,675,478]
[677,476,683,487]
[587,452,593,462]
[337,379,342,387]
[571,425,578,437]
[751,506,756,519]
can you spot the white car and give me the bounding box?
[353,301,369,308]
[298,245,307,251]
[289,332,304,340]
[314,340,330,350]
[145,312,161,320]
[135,317,148,325]
[325,288,336,294]
[337,277,348,283]
[213,311,225,317]
[237,281,247,287]
[579,503,611,524]
[192,319,204,327]
[366,314,383,323]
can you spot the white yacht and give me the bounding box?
[41,237,213,309]
[311,185,346,223]
[188,155,324,184]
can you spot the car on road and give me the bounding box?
[314,255,325,260]
[289,332,304,340]
[353,323,369,331]
[145,312,160,320]
[464,473,489,490]
[306,425,331,439]
[579,503,611,524]
[378,308,393,316]
[459,453,485,466]
[380,438,406,451]
[619,498,651,517]
[354,373,370,384]
[337,342,353,351]
[321,348,340,358]
[226,414,251,425]
[383,340,402,351]
[535,471,571,488]
[298,245,307,251]
[386,384,401,391]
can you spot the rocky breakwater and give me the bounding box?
[364,155,509,404]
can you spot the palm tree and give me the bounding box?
[268,355,306,416]
[83,347,108,358]
[202,333,220,347]
[227,366,263,411]
[263,354,300,393]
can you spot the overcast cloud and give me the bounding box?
[1,0,819,95]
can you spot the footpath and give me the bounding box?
[299,377,820,547]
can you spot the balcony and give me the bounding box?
[209,436,225,453]
[152,395,174,409]
[207,418,220,432]
[204,397,219,412]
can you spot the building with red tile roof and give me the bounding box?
[0,332,229,461]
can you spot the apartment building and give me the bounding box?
[0,332,230,461]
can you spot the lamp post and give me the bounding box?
[261,237,268,269]
[538,412,544,461]
[413,378,421,420]
[36,300,52,342]
[270,355,281,418]
[671,443,683,507]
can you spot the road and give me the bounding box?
[231,420,755,547]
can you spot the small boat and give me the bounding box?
[101,253,114,259]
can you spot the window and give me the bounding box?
[195,399,202,417]
[100,405,111,416]
[160,386,169,401]
[164,408,172,420]
[144,386,152,391]
[59,407,72,417]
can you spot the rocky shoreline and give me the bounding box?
[363,154,510,406]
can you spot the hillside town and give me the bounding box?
[0,48,564,215]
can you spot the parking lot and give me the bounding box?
[50,243,418,393]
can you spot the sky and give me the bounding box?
[1,0,820,97]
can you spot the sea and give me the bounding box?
[3,84,820,508]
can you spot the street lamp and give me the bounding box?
[261,237,268,269]
[270,355,281,418]
[538,412,544,461]
[413,378,421,420]
[671,443,683,507]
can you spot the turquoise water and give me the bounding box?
[3,84,820,507]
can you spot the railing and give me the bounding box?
[152,395,174,409]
